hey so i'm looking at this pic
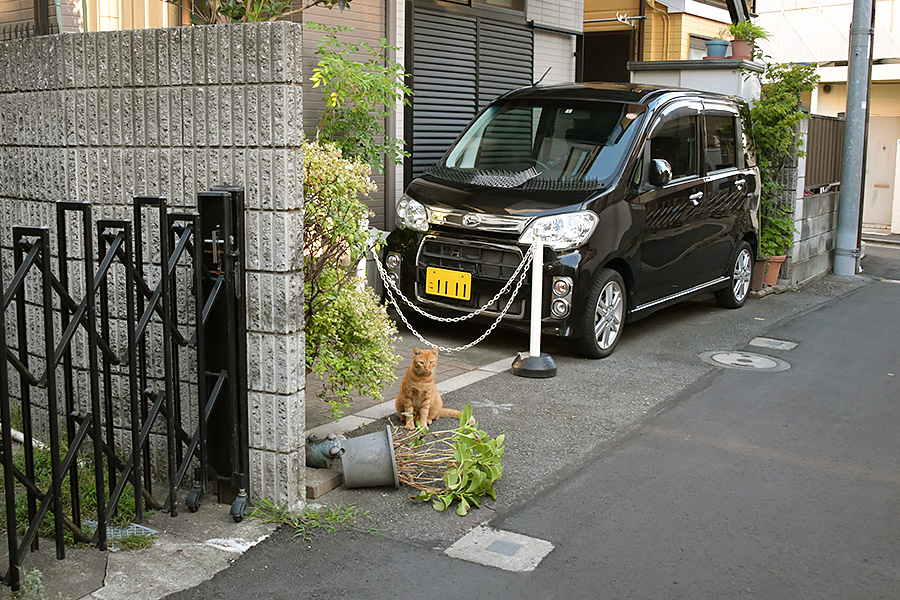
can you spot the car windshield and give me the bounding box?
[438,98,647,188]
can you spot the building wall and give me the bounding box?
[0,23,308,508]
[534,29,577,83]
[530,0,582,83]
[0,0,82,34]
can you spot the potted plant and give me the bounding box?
[704,36,730,60]
[722,20,770,60]
[391,405,504,516]
[757,201,796,287]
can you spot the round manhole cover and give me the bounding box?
[699,351,790,372]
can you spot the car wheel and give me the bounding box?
[715,240,753,309]
[577,268,627,359]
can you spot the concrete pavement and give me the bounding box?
[161,248,900,600]
[6,246,897,599]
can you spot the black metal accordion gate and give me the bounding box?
[0,190,248,591]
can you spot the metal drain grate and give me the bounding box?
[699,351,791,372]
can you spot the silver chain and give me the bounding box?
[372,243,534,353]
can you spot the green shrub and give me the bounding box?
[303,141,400,418]
[309,22,411,171]
[749,62,818,257]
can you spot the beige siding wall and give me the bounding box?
[534,29,576,83]
[299,1,389,229]
[529,0,583,31]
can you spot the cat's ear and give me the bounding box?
[432,347,439,355]
[413,346,422,355]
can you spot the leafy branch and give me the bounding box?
[393,406,505,516]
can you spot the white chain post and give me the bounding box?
[511,237,557,378]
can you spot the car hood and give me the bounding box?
[407,175,600,217]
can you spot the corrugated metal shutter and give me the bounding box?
[477,19,533,110]
[409,6,533,179]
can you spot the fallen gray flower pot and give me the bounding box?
[340,426,400,489]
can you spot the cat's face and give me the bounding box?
[412,347,438,374]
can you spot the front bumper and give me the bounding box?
[383,229,583,337]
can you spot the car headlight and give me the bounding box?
[518,211,598,251]
[396,195,428,232]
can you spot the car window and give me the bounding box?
[441,99,646,187]
[705,113,737,172]
[649,113,697,180]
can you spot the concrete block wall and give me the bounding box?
[788,191,839,286]
[0,22,307,508]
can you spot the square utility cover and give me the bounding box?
[445,526,554,572]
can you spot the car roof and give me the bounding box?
[499,82,741,107]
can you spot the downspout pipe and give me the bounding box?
[834,0,875,276]
[384,0,398,231]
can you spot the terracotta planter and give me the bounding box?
[750,259,766,291]
[762,255,786,286]
[730,39,753,60]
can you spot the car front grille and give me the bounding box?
[414,236,528,318]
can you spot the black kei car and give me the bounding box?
[383,83,760,358]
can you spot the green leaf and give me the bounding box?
[456,498,470,516]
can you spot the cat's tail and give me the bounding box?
[439,408,476,425]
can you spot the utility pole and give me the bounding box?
[834,0,875,276]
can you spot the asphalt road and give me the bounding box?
[168,246,900,600]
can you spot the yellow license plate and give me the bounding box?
[425,267,472,300]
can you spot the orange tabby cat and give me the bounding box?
[395,347,473,430]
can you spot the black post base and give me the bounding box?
[511,352,557,378]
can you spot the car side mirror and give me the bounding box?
[649,159,673,187]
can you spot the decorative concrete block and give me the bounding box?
[258,149,274,210]
[258,86,273,147]
[285,84,303,147]
[219,87,232,148]
[121,89,135,146]
[232,86,246,147]
[249,447,305,508]
[131,30,146,87]
[204,26,219,85]
[84,32,98,89]
[245,86,259,146]
[190,27,206,85]
[207,87,220,147]
[145,88,159,147]
[87,89,99,146]
[230,25,246,84]
[71,32,86,89]
[217,26,232,85]
[242,25,260,84]
[271,22,288,84]
[257,23,273,84]
[248,389,304,453]
[192,87,206,147]
[75,89,88,146]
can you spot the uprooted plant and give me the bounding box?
[392,406,504,516]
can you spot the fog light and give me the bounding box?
[552,277,572,297]
[550,298,570,318]
[387,272,399,288]
[385,253,401,270]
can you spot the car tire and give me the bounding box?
[577,268,627,359]
[715,240,753,309]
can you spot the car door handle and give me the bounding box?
[689,191,703,205]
